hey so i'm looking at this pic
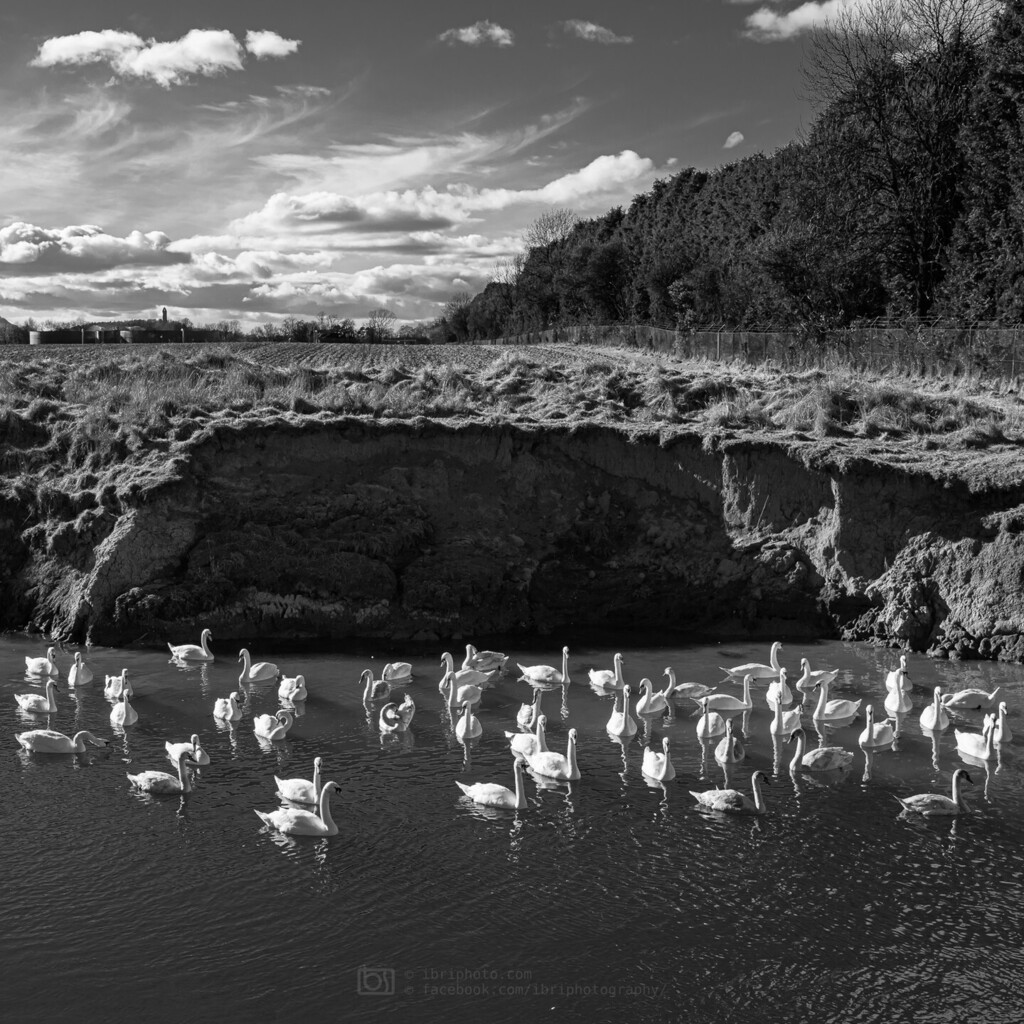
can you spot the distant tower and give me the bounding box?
[162,307,167,323]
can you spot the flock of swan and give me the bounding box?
[11,631,1014,828]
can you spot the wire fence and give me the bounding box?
[489,321,1024,380]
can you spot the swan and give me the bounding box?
[505,714,548,759]
[110,690,138,727]
[275,757,323,804]
[104,670,130,700]
[884,654,910,694]
[994,701,1012,745]
[441,651,494,690]
[278,674,308,701]
[442,670,481,708]
[456,758,526,809]
[380,695,415,733]
[361,669,391,702]
[607,685,638,738]
[168,628,215,662]
[690,770,770,814]
[789,727,854,771]
[769,690,802,736]
[520,727,580,781]
[635,677,673,716]
[919,687,950,733]
[811,676,862,722]
[254,710,294,741]
[693,674,753,714]
[714,717,745,764]
[517,688,543,729]
[859,704,895,750]
[382,661,413,682]
[589,652,624,690]
[14,679,60,713]
[213,691,243,721]
[165,734,210,766]
[766,667,793,709]
[895,768,972,816]
[455,700,483,742]
[941,687,1001,710]
[396,693,415,728]
[517,646,570,687]
[15,728,108,753]
[238,648,279,684]
[695,698,727,740]
[25,646,58,676]
[642,737,676,781]
[795,658,838,704]
[955,715,996,761]
[67,653,93,688]
[663,667,710,700]
[720,642,783,681]
[128,750,192,796]
[462,645,508,675]
[255,781,341,836]
[884,686,913,716]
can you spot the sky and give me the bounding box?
[0,1,850,330]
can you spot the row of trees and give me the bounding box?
[460,0,1024,338]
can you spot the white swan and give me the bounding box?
[443,669,481,708]
[517,688,543,729]
[663,667,711,700]
[25,646,58,676]
[520,727,580,781]
[278,674,308,701]
[607,685,638,738]
[955,715,996,761]
[275,757,323,804]
[380,696,416,733]
[104,669,130,700]
[517,646,570,687]
[695,697,726,740]
[238,648,279,684]
[766,667,793,709]
[811,676,862,722]
[895,768,972,816]
[382,661,413,682]
[441,651,494,690]
[462,645,508,675]
[883,685,913,716]
[359,668,391,702]
[690,771,770,814]
[254,710,294,741]
[994,701,1012,745]
[720,642,782,681]
[789,727,854,771]
[884,654,910,694]
[693,674,753,713]
[128,750,192,796]
[505,715,548,759]
[714,717,745,764]
[456,758,526,809]
[942,687,1001,710]
[795,658,838,704]
[67,653,93,688]
[110,690,138,727]
[14,679,60,713]
[165,734,210,766]
[168,628,215,662]
[455,700,482,742]
[255,781,341,836]
[15,729,108,753]
[213,691,243,721]
[635,677,673,716]
[919,687,950,733]
[642,737,676,781]
[859,704,895,750]
[769,690,802,735]
[589,652,624,690]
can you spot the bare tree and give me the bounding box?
[365,306,397,342]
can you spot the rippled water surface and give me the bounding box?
[4,634,1023,1023]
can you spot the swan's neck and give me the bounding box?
[751,775,765,811]
[797,663,811,687]
[952,774,967,809]
[664,668,676,697]
[202,633,211,656]
[566,735,578,775]
[770,645,781,671]
[464,703,475,729]
[177,754,191,793]
[317,786,336,830]
[814,679,829,718]
[790,732,805,770]
[615,657,624,687]
[742,676,751,707]
[561,649,569,683]
[312,762,321,795]
[772,695,782,731]
[513,764,525,808]
[363,673,373,701]
[658,748,671,781]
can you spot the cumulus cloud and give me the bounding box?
[561,20,634,44]
[723,131,745,149]
[245,30,301,59]
[30,28,298,85]
[743,0,855,41]
[439,20,514,47]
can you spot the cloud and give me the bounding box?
[742,0,855,41]
[560,20,634,44]
[30,28,298,86]
[723,131,745,149]
[439,21,514,47]
[245,30,301,59]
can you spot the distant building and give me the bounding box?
[30,311,199,346]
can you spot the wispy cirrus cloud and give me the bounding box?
[30,28,299,86]
[560,20,634,44]
[439,21,514,47]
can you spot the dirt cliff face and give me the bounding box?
[9,415,1024,660]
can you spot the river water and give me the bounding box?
[3,632,1022,1023]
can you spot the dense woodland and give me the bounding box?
[456,0,1024,341]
